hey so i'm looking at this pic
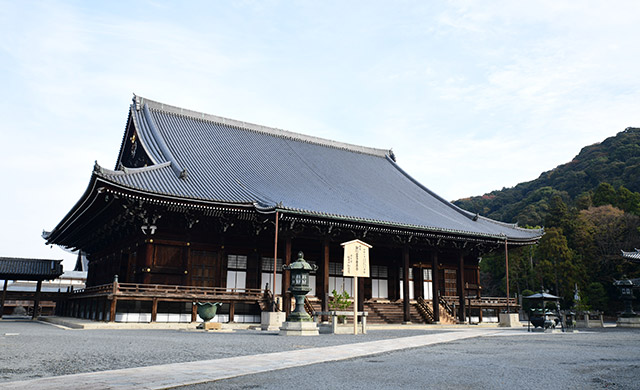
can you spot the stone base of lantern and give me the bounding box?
[279,320,319,336]
[617,316,640,328]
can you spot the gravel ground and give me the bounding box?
[0,318,441,383]
[2,319,639,389]
[178,328,640,390]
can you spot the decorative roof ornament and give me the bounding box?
[621,249,640,263]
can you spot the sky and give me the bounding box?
[1,1,639,270]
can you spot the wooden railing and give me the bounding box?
[440,296,519,308]
[468,297,519,308]
[304,296,315,316]
[415,296,434,323]
[70,282,266,301]
[439,296,456,318]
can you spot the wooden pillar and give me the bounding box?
[0,279,7,319]
[431,251,440,323]
[283,237,292,315]
[191,303,197,322]
[320,239,330,321]
[102,299,108,322]
[151,298,158,323]
[415,263,424,298]
[477,267,483,323]
[457,251,466,323]
[32,280,42,320]
[144,240,154,284]
[402,247,411,323]
[109,298,117,322]
[358,276,365,312]
[229,301,235,322]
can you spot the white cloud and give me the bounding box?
[0,1,639,269]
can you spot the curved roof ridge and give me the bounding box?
[133,94,391,159]
[94,161,172,177]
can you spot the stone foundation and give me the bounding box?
[279,320,319,336]
[617,316,640,328]
[261,312,286,331]
[499,313,523,327]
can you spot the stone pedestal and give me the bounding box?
[197,322,222,331]
[576,313,604,328]
[499,313,523,327]
[617,316,640,328]
[279,320,319,336]
[261,311,286,331]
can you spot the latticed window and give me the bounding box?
[371,265,388,299]
[261,257,282,293]
[261,257,283,272]
[329,262,350,296]
[329,262,343,276]
[226,254,247,291]
[227,255,247,270]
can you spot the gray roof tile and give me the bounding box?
[97,96,542,242]
[0,257,64,280]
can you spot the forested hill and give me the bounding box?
[454,127,640,227]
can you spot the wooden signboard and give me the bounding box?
[341,239,371,277]
[341,239,372,334]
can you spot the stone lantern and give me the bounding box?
[279,251,319,336]
[614,277,636,317]
[283,251,317,322]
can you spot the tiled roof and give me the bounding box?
[94,95,542,242]
[622,249,640,262]
[0,257,64,280]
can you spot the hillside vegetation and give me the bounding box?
[455,127,640,227]
[454,128,640,313]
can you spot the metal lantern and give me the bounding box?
[614,277,636,317]
[282,251,317,321]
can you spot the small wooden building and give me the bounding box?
[44,95,542,323]
[0,257,64,318]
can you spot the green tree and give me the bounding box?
[534,227,581,302]
[583,282,608,312]
[592,182,617,207]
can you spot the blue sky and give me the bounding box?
[1,1,639,269]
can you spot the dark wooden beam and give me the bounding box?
[415,261,424,299]
[191,303,197,322]
[458,251,466,323]
[144,240,154,284]
[229,301,235,322]
[402,246,411,323]
[431,251,440,323]
[109,298,117,322]
[151,298,158,322]
[32,280,42,320]
[283,237,292,315]
[0,279,7,319]
[320,239,330,321]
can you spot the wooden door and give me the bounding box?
[190,250,218,287]
[444,269,457,297]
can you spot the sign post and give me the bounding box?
[341,239,372,335]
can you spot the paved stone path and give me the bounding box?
[0,329,502,390]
